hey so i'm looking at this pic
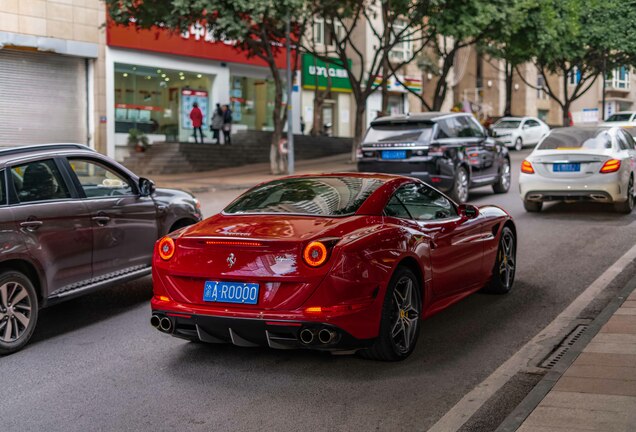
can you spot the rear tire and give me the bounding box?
[523,200,542,212]
[449,167,469,203]
[0,271,39,356]
[493,158,511,194]
[615,177,634,214]
[482,227,516,294]
[514,138,523,151]
[360,267,421,361]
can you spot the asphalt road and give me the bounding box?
[2,150,635,432]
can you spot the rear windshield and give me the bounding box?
[493,120,521,129]
[364,123,433,143]
[224,177,384,216]
[538,130,611,150]
[605,113,633,122]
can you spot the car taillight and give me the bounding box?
[158,237,175,261]
[600,159,620,173]
[521,160,535,174]
[303,241,328,267]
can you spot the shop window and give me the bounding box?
[114,63,212,141]
[230,76,277,131]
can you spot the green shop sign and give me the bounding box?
[302,54,352,93]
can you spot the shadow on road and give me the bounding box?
[29,276,153,344]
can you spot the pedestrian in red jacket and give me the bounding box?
[190,102,204,144]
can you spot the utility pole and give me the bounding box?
[601,57,607,121]
[286,13,295,174]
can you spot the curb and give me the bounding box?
[495,275,636,432]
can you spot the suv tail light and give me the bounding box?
[600,159,620,173]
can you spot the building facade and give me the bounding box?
[0,0,106,152]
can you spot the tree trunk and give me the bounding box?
[381,58,389,115]
[352,104,366,162]
[562,74,570,127]
[432,51,456,111]
[504,60,513,116]
[270,68,285,174]
[311,91,325,136]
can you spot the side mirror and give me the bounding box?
[458,204,479,219]
[139,177,156,197]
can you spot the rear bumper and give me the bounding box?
[151,310,374,352]
[519,173,624,202]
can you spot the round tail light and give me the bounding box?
[158,237,175,261]
[303,241,328,267]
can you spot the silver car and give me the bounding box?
[519,127,636,213]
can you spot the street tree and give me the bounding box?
[106,0,307,174]
[303,0,433,159]
[516,0,636,126]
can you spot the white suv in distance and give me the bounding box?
[491,117,550,151]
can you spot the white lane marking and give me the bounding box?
[427,242,636,432]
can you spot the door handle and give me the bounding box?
[92,214,110,226]
[20,220,43,232]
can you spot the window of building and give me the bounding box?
[389,20,412,62]
[114,63,212,141]
[313,18,344,46]
[606,66,630,90]
[537,75,548,100]
[568,67,581,85]
[229,76,277,131]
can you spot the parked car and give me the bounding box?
[0,144,203,354]
[356,112,511,203]
[519,127,636,213]
[150,173,516,361]
[491,116,550,151]
[600,111,636,137]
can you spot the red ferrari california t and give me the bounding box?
[150,173,516,361]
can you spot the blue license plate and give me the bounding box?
[203,281,259,304]
[553,163,580,172]
[381,150,406,160]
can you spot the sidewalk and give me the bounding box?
[149,153,353,193]
[515,285,636,431]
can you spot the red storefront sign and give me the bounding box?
[107,20,289,69]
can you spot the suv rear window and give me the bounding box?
[364,123,433,143]
[538,130,612,150]
[224,177,383,216]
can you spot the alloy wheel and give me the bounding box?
[498,231,516,289]
[455,169,469,203]
[628,178,634,210]
[501,160,511,190]
[390,276,419,354]
[0,281,32,343]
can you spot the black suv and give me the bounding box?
[0,144,202,354]
[357,112,511,202]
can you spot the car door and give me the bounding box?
[8,158,93,297]
[459,115,499,181]
[64,157,159,279]
[391,182,485,299]
[618,130,636,177]
[526,119,543,144]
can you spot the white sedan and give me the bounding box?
[491,117,550,151]
[600,111,636,137]
[519,127,636,213]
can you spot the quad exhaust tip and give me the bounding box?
[150,315,161,329]
[318,329,335,344]
[159,317,173,333]
[299,328,315,344]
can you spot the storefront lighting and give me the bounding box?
[123,73,128,77]
[132,67,137,70]
[161,73,166,77]
[157,69,161,73]
[180,76,185,80]
[179,72,184,75]
[196,74,202,78]
[165,77,170,81]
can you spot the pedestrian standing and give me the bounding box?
[222,104,233,145]
[189,102,204,144]
[210,103,223,144]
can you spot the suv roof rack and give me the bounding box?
[0,143,95,157]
